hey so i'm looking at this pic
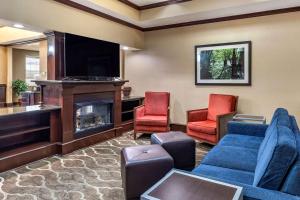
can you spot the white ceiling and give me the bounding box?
[127,0,167,6]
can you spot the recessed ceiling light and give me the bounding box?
[13,23,24,29]
[123,46,129,50]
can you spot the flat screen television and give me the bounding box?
[64,33,120,78]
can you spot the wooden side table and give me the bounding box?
[141,170,243,200]
[233,114,266,124]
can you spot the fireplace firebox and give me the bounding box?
[74,99,113,137]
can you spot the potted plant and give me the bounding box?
[12,79,28,102]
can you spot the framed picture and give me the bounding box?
[195,41,251,85]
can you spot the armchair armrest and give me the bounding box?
[134,105,145,119]
[227,121,269,137]
[217,112,235,140]
[187,108,208,122]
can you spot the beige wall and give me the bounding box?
[0,0,144,49]
[12,49,39,81]
[126,12,300,124]
[0,46,7,84]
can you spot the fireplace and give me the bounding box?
[74,93,114,138]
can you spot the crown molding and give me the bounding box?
[143,6,300,31]
[118,0,192,10]
[52,0,300,32]
[53,0,143,31]
[118,0,140,10]
[2,37,46,47]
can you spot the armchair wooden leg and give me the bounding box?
[134,131,136,140]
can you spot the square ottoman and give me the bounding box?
[151,131,196,171]
[121,144,174,200]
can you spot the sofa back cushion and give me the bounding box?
[281,135,300,196]
[257,109,291,161]
[144,92,170,116]
[290,115,300,133]
[270,108,288,124]
[253,125,297,190]
[207,94,237,121]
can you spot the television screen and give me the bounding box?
[65,33,120,78]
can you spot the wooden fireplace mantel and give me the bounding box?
[34,79,128,86]
[34,80,127,155]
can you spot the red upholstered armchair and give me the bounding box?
[187,94,238,145]
[134,92,170,139]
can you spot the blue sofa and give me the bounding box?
[192,108,300,200]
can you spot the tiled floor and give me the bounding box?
[0,132,210,200]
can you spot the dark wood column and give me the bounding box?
[44,31,65,80]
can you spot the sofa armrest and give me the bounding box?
[134,105,145,119]
[241,184,300,200]
[227,121,268,137]
[231,180,300,200]
[217,112,235,140]
[187,108,208,122]
[189,172,300,200]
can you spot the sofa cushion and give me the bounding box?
[201,145,258,172]
[257,111,292,161]
[281,135,300,196]
[192,164,254,185]
[144,92,169,116]
[187,120,216,134]
[290,115,300,133]
[219,134,263,150]
[253,125,297,190]
[207,94,236,121]
[135,115,167,126]
[270,108,289,124]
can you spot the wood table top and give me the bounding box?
[142,170,243,200]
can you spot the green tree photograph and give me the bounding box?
[200,48,245,80]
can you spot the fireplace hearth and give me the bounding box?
[75,100,113,137]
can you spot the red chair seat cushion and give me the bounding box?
[136,115,168,126]
[187,120,217,135]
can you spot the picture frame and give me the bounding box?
[195,41,251,85]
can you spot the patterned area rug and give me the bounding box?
[0,132,210,200]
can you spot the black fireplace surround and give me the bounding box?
[74,93,114,138]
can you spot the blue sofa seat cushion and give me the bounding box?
[192,164,254,185]
[219,134,263,150]
[201,145,258,172]
[254,125,297,190]
[281,135,300,196]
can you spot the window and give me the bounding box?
[25,56,40,85]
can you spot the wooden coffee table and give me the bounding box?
[141,170,243,200]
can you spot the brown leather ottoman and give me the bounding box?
[121,144,174,200]
[151,131,196,171]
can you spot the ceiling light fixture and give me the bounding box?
[13,23,24,29]
[123,46,129,50]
